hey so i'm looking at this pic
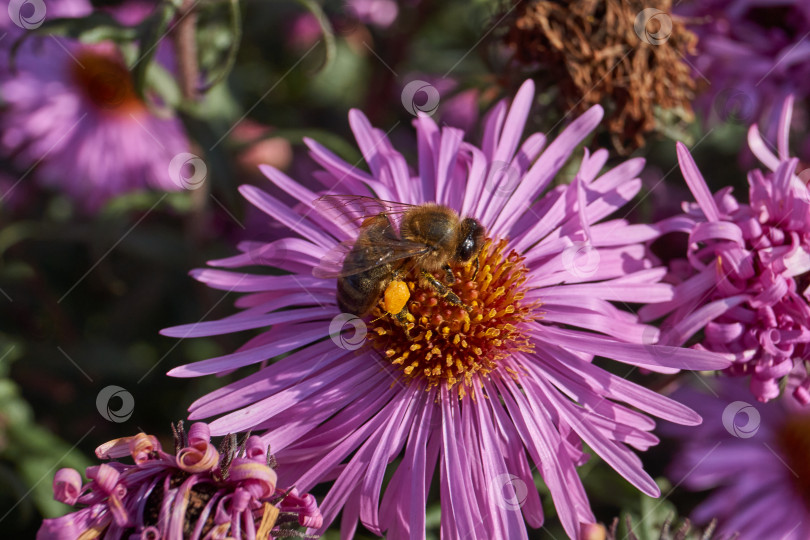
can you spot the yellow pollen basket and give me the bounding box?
[383,280,410,314]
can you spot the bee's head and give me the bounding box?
[455,218,485,262]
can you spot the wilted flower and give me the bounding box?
[503,0,697,153]
[667,376,810,539]
[0,0,189,211]
[677,0,810,131]
[163,80,727,538]
[38,422,322,539]
[641,96,810,403]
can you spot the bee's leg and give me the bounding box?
[471,257,480,280]
[393,307,414,340]
[420,270,471,312]
[442,263,456,285]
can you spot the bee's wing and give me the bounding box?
[312,238,430,279]
[313,194,419,228]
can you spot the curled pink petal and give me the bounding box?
[176,427,220,473]
[53,468,83,505]
[657,96,810,403]
[243,436,267,462]
[39,422,315,539]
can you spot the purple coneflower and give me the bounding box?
[677,0,810,129]
[162,80,727,538]
[0,0,189,211]
[641,96,810,403]
[667,376,810,539]
[38,422,322,539]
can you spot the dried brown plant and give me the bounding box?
[504,0,697,153]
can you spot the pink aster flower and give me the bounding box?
[677,0,810,130]
[667,375,810,539]
[38,422,322,539]
[162,80,728,538]
[641,96,810,403]
[0,0,189,211]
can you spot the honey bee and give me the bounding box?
[312,195,486,333]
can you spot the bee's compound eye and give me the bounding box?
[383,280,410,314]
[458,237,475,261]
[457,218,484,261]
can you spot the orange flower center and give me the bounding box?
[367,239,536,398]
[71,49,143,114]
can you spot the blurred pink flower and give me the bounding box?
[0,0,189,211]
[230,120,293,174]
[286,12,324,50]
[346,0,399,29]
[678,0,810,132]
[667,375,810,539]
